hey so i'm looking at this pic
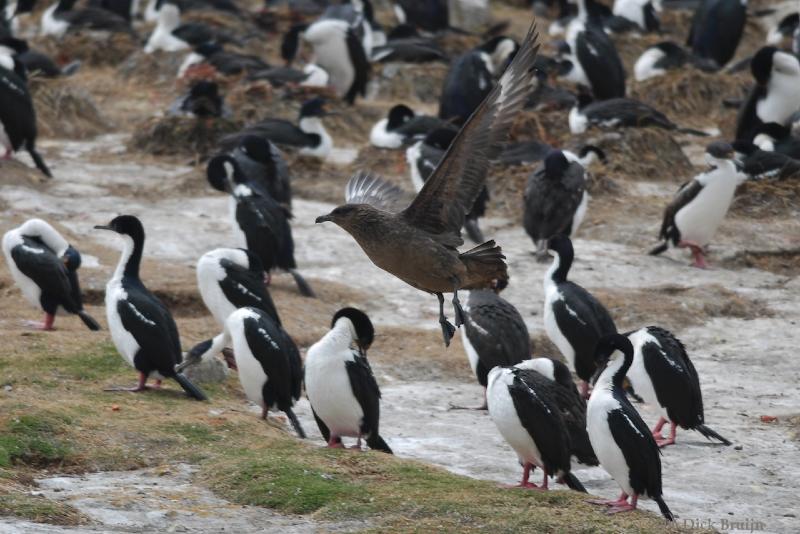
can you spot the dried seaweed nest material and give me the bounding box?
[631,69,750,127]
[575,128,693,182]
[510,107,571,146]
[34,32,138,66]
[720,248,800,277]
[731,178,800,218]
[117,51,188,85]
[30,78,110,139]
[129,115,242,159]
[371,63,450,105]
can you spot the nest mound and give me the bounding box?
[486,162,531,221]
[577,128,693,182]
[731,179,800,218]
[510,107,571,146]
[35,32,138,66]
[117,51,187,86]
[130,115,242,159]
[372,62,450,105]
[631,69,750,133]
[30,78,110,138]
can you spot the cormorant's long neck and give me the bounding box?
[596,351,633,391]
[318,319,355,354]
[612,351,632,390]
[114,234,143,281]
[547,249,572,284]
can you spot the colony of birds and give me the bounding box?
[1,0,799,526]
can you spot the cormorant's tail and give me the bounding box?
[463,217,484,244]
[366,433,393,454]
[654,496,674,521]
[27,143,52,178]
[173,373,207,401]
[460,240,508,289]
[77,311,101,331]
[696,424,731,446]
[560,472,587,493]
[649,241,668,256]
[289,269,315,298]
[284,407,306,439]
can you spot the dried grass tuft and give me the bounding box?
[30,78,110,139]
[129,115,242,159]
[731,179,800,218]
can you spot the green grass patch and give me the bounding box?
[171,423,220,444]
[0,491,85,525]
[0,413,72,468]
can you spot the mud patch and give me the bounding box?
[721,248,800,277]
[594,284,773,332]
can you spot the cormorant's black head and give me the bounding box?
[206,154,242,192]
[332,307,374,352]
[478,36,519,73]
[655,41,685,58]
[94,215,145,241]
[63,245,82,271]
[195,41,223,58]
[751,46,777,85]
[543,150,569,178]
[387,104,415,130]
[299,97,328,119]
[239,135,273,165]
[591,333,632,383]
[706,140,735,160]
[423,127,457,150]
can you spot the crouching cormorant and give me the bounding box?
[487,364,588,492]
[316,21,541,347]
[305,307,392,452]
[649,141,740,269]
[181,306,305,437]
[94,215,206,400]
[2,218,99,331]
[625,326,730,447]
[587,334,674,520]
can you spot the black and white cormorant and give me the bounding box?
[196,248,280,327]
[732,140,800,180]
[0,36,80,78]
[455,279,530,410]
[178,42,270,78]
[438,36,519,125]
[2,218,99,331]
[735,47,800,143]
[634,41,691,82]
[687,0,746,69]
[515,357,598,466]
[304,307,392,452]
[293,18,370,104]
[370,104,451,149]
[753,122,800,160]
[587,334,674,520]
[624,326,730,447]
[231,135,292,208]
[182,306,305,436]
[219,98,332,160]
[498,140,605,167]
[568,92,707,135]
[0,57,51,177]
[649,142,740,269]
[206,155,314,297]
[94,215,206,400]
[393,0,448,33]
[41,0,134,37]
[523,150,588,260]
[168,80,229,118]
[543,235,616,398]
[371,26,446,63]
[487,365,588,492]
[144,2,237,53]
[404,127,489,243]
[612,0,659,32]
[558,7,626,100]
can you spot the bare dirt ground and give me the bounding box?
[2,128,799,532]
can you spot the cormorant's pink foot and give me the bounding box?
[327,437,344,449]
[588,492,628,506]
[607,503,636,514]
[580,381,590,400]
